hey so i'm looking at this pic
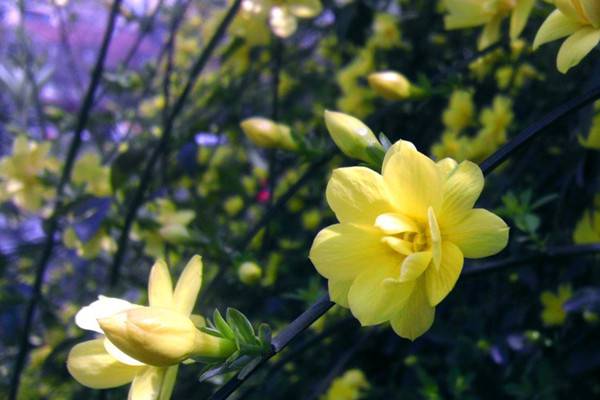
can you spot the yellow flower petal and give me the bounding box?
[381,140,416,175]
[533,10,584,50]
[75,295,137,334]
[383,141,442,221]
[555,0,586,23]
[328,279,352,308]
[444,209,509,258]
[580,0,600,27]
[173,255,203,316]
[326,167,395,225]
[436,158,458,176]
[438,160,484,229]
[424,241,464,306]
[104,338,145,366]
[510,0,535,39]
[67,339,141,389]
[288,0,322,18]
[478,16,503,50]
[148,260,173,309]
[399,251,432,282]
[128,366,166,400]
[374,213,419,234]
[381,236,413,255]
[348,264,415,326]
[390,279,435,340]
[556,27,600,73]
[428,207,442,270]
[310,224,395,281]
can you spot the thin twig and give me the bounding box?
[8,1,123,398]
[108,0,243,287]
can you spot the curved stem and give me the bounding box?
[108,0,243,287]
[8,1,123,398]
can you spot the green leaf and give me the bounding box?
[199,326,224,338]
[214,309,235,340]
[226,308,259,346]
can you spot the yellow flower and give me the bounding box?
[0,135,58,211]
[72,153,111,197]
[442,90,475,134]
[67,256,235,399]
[579,101,600,149]
[367,71,413,100]
[240,117,298,150]
[533,0,600,73]
[540,284,573,326]
[310,137,509,340]
[322,369,369,400]
[231,0,322,41]
[444,0,536,50]
[573,207,600,244]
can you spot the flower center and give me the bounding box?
[375,213,434,256]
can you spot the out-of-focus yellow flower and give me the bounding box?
[573,200,600,243]
[444,0,535,49]
[579,101,600,149]
[224,196,244,216]
[442,90,475,134]
[72,153,111,197]
[63,227,116,259]
[238,261,263,285]
[533,0,600,73]
[0,135,59,212]
[310,137,509,340]
[240,117,298,150]
[231,0,322,42]
[367,71,413,100]
[479,95,513,142]
[302,208,322,230]
[67,256,235,399]
[324,111,384,164]
[540,284,573,326]
[322,369,369,400]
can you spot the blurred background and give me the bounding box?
[1,0,600,398]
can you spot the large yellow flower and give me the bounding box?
[309,140,509,340]
[67,256,235,399]
[444,0,536,50]
[533,0,600,73]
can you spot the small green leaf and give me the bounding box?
[226,308,259,346]
[199,326,224,338]
[214,309,235,340]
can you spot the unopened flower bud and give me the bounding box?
[99,307,235,366]
[367,71,412,100]
[240,117,297,150]
[324,110,384,164]
[238,261,262,285]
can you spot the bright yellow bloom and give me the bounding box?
[533,0,600,73]
[240,117,298,150]
[67,256,235,399]
[0,136,59,212]
[444,0,536,50]
[540,284,573,326]
[72,153,111,197]
[367,71,412,100]
[322,369,369,400]
[231,0,322,42]
[310,137,509,340]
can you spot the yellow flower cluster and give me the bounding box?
[72,153,111,197]
[432,94,513,163]
[67,256,236,399]
[0,135,59,212]
[310,126,509,339]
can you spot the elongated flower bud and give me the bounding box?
[240,117,297,150]
[99,307,235,366]
[324,110,384,164]
[367,71,412,100]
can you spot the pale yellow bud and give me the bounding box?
[99,307,235,366]
[367,71,412,100]
[324,110,384,164]
[238,261,262,285]
[240,117,297,150]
